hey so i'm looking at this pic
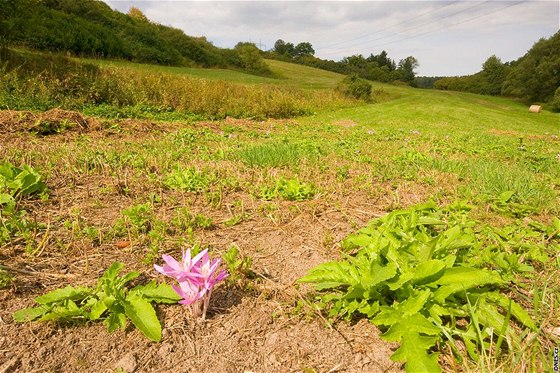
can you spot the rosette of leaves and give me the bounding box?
[14,262,180,342]
[299,201,538,372]
[261,177,316,201]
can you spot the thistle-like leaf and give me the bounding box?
[131,281,181,304]
[34,286,91,305]
[122,294,162,342]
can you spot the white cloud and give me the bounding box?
[102,1,559,76]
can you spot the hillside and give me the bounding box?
[0,0,261,72]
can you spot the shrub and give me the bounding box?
[336,74,372,102]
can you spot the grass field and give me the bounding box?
[1,54,559,372]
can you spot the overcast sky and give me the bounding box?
[102,1,559,76]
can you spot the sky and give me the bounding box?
[102,1,559,76]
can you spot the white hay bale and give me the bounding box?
[529,105,542,113]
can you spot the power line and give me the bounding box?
[323,0,461,49]
[319,0,525,58]
[370,1,525,48]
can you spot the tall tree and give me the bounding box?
[294,42,314,58]
[397,56,419,84]
[502,31,560,103]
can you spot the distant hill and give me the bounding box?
[0,0,267,73]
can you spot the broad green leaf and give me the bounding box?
[342,233,375,250]
[429,267,503,303]
[0,193,14,205]
[116,270,140,288]
[553,217,560,237]
[372,306,401,327]
[123,294,162,342]
[358,301,380,318]
[39,300,85,321]
[35,286,91,305]
[393,335,441,373]
[89,299,108,320]
[16,166,46,196]
[412,260,446,283]
[417,217,445,226]
[131,281,181,304]
[379,313,442,373]
[360,262,398,290]
[299,261,358,289]
[13,305,50,322]
[400,290,431,316]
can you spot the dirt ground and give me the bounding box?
[0,110,411,373]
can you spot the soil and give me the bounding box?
[0,110,404,373]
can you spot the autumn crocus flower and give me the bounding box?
[154,248,207,283]
[155,247,229,320]
[193,251,229,290]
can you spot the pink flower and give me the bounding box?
[172,281,205,306]
[154,247,229,320]
[154,248,206,283]
[192,251,229,291]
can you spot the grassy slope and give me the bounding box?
[309,83,558,135]
[82,57,346,90]
[86,54,557,134]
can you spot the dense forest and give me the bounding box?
[434,31,560,111]
[0,0,271,75]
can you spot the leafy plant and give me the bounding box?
[261,177,316,201]
[300,201,540,372]
[0,269,13,289]
[222,245,256,286]
[0,162,47,200]
[163,166,213,193]
[14,262,180,342]
[0,163,47,246]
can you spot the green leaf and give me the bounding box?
[89,299,108,320]
[35,286,91,305]
[378,313,442,373]
[99,262,125,284]
[105,311,127,333]
[116,270,140,288]
[485,292,536,331]
[131,281,181,304]
[430,267,504,303]
[299,261,358,289]
[400,290,431,316]
[39,300,85,320]
[122,294,162,342]
[412,260,446,283]
[13,305,50,322]
[360,262,398,290]
[0,193,14,205]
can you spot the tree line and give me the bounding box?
[267,39,419,86]
[433,31,560,111]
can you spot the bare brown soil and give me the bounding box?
[0,111,404,373]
